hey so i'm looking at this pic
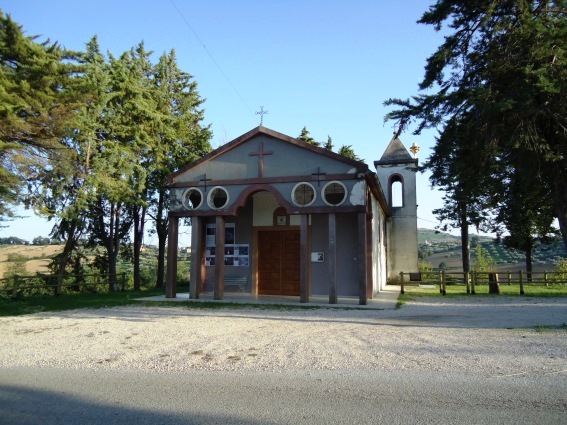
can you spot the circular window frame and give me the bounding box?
[291,182,317,207]
[322,181,347,206]
[182,187,203,210]
[207,186,230,210]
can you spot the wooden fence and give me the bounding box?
[399,270,567,295]
[0,272,127,297]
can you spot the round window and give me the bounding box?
[292,182,316,207]
[207,186,229,209]
[182,188,203,210]
[322,181,347,206]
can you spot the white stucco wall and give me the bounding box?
[371,196,388,293]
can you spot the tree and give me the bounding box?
[337,145,361,161]
[297,126,320,146]
[32,236,50,245]
[82,46,156,291]
[473,244,495,271]
[385,1,567,250]
[0,12,79,220]
[3,253,27,279]
[147,49,211,289]
[424,113,501,272]
[324,135,334,151]
[499,157,557,278]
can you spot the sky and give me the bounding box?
[1,0,467,245]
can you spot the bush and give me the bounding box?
[3,254,28,279]
[552,259,567,283]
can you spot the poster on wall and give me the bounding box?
[219,244,249,267]
[206,223,235,246]
[204,223,248,267]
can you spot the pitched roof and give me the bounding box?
[167,125,369,185]
[375,136,417,166]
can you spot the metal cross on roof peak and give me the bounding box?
[255,106,269,126]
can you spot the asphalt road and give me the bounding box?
[1,367,565,424]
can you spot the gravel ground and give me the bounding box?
[1,295,566,377]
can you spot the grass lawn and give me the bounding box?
[0,287,165,317]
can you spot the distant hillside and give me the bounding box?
[418,228,567,272]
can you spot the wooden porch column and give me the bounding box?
[300,214,310,303]
[366,212,373,300]
[328,213,337,304]
[358,212,368,305]
[189,216,203,299]
[214,215,225,300]
[166,215,179,298]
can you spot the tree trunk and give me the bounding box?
[525,241,533,283]
[132,205,146,291]
[488,273,500,294]
[460,202,470,273]
[155,188,167,288]
[105,201,121,292]
[55,220,79,295]
[550,162,567,252]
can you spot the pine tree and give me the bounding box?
[0,12,78,219]
[385,0,567,250]
[148,49,211,288]
[297,126,320,147]
[337,145,360,161]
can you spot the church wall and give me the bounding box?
[202,199,254,293]
[371,196,388,293]
[389,207,419,276]
[305,213,359,297]
[309,214,329,295]
[336,213,359,296]
[173,134,361,184]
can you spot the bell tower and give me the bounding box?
[374,135,419,279]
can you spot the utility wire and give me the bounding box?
[418,216,441,225]
[170,0,253,115]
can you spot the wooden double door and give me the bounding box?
[257,229,300,295]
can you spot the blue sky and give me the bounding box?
[2,0,460,245]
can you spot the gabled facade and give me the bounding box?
[165,126,416,304]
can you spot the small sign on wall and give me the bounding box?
[311,252,325,262]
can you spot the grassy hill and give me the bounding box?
[419,228,567,272]
[1,229,566,279]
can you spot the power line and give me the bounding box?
[169,0,253,115]
[418,216,441,225]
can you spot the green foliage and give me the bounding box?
[473,244,495,273]
[552,259,567,283]
[3,253,28,278]
[385,0,567,251]
[0,236,28,245]
[0,11,81,220]
[1,12,212,290]
[297,126,320,147]
[32,236,50,245]
[418,260,436,280]
[337,145,360,161]
[0,287,164,316]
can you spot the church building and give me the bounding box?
[165,126,418,305]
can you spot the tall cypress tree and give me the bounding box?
[0,11,78,219]
[148,49,211,288]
